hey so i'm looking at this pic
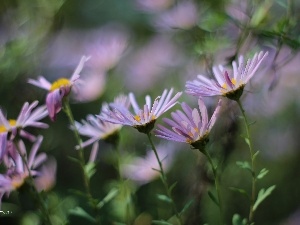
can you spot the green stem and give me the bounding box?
[202,148,224,225]
[15,142,52,225]
[147,133,183,225]
[237,100,256,223]
[62,100,100,224]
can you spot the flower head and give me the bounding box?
[0,136,55,207]
[185,51,268,101]
[75,94,130,148]
[0,101,48,160]
[155,98,222,151]
[99,89,182,134]
[28,56,89,121]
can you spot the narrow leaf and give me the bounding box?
[257,168,269,179]
[244,138,250,147]
[169,182,178,193]
[68,156,81,164]
[229,187,250,199]
[97,188,119,209]
[152,220,173,225]
[157,194,172,203]
[69,207,96,223]
[180,199,194,215]
[253,185,276,211]
[253,151,260,160]
[208,190,219,207]
[84,162,96,179]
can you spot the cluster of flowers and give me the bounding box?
[0,49,268,207]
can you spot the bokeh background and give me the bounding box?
[0,0,300,224]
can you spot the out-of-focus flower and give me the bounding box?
[124,36,182,92]
[34,157,57,192]
[185,51,268,101]
[153,1,198,31]
[121,143,178,185]
[135,0,174,12]
[84,24,129,72]
[0,101,48,160]
[28,56,89,121]
[99,89,182,134]
[155,99,222,151]
[75,94,130,148]
[72,71,106,102]
[0,136,55,207]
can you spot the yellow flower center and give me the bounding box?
[0,119,17,133]
[11,175,25,189]
[134,115,141,122]
[222,78,237,90]
[50,78,71,92]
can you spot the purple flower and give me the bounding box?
[185,51,268,101]
[75,94,130,148]
[0,136,56,208]
[99,88,182,134]
[28,56,89,121]
[0,101,48,160]
[155,98,222,151]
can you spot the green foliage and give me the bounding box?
[157,194,172,204]
[69,207,96,223]
[97,188,119,209]
[236,161,252,174]
[208,190,219,207]
[84,162,96,180]
[257,168,269,179]
[253,185,276,211]
[232,214,248,225]
[152,220,173,225]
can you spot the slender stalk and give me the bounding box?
[236,100,256,223]
[202,148,224,225]
[15,143,52,225]
[62,100,100,224]
[147,133,183,225]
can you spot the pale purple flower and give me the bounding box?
[99,89,182,134]
[28,56,89,121]
[75,94,130,149]
[135,0,174,12]
[121,143,178,185]
[155,98,222,151]
[185,51,268,101]
[0,101,48,160]
[0,136,54,207]
[153,1,198,31]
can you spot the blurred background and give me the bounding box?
[0,0,300,224]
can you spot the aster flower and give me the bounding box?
[75,94,130,149]
[99,88,182,134]
[185,51,268,101]
[0,101,48,160]
[155,98,222,151]
[28,56,89,121]
[121,143,178,185]
[0,136,54,208]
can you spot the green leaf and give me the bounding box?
[236,161,252,174]
[253,151,260,160]
[232,214,248,225]
[67,156,81,164]
[208,190,219,207]
[157,194,172,203]
[244,138,250,147]
[84,162,96,179]
[257,168,269,179]
[229,187,250,199]
[69,207,96,223]
[152,220,173,225]
[180,199,194,215]
[168,182,178,193]
[97,188,119,209]
[253,185,276,211]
